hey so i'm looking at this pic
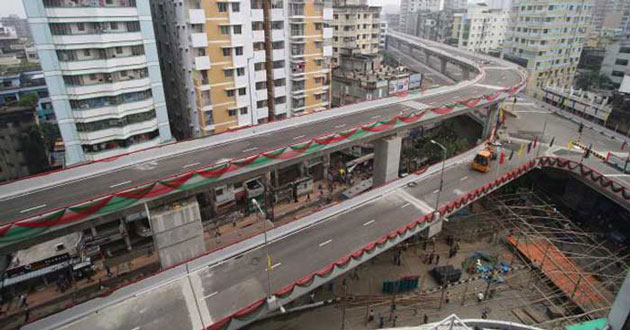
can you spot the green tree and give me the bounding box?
[19,125,50,175]
[575,70,612,91]
[17,92,39,108]
[39,122,61,151]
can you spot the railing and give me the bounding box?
[44,0,136,8]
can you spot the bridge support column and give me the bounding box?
[424,51,430,64]
[148,197,205,269]
[462,68,471,81]
[373,135,402,186]
[440,58,447,74]
[482,103,499,139]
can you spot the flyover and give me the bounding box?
[20,35,630,330]
[0,31,526,252]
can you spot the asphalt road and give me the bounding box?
[0,58,523,224]
[25,94,630,330]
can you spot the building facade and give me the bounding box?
[23,0,173,165]
[589,0,630,39]
[0,68,55,122]
[502,0,592,97]
[406,9,461,45]
[601,34,630,89]
[399,0,466,32]
[454,5,509,54]
[379,20,388,50]
[542,85,612,125]
[150,0,333,139]
[331,2,381,66]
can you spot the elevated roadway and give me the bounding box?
[0,32,526,251]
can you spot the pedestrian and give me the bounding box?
[428,253,434,264]
[379,315,385,328]
[19,294,27,308]
[393,315,398,327]
[24,308,29,323]
[435,254,440,265]
[388,310,394,321]
[445,291,451,304]
[481,310,488,319]
[306,193,311,202]
[368,309,375,323]
[423,313,429,324]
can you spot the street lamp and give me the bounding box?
[430,140,447,216]
[252,198,273,299]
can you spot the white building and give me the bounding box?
[331,3,382,66]
[601,34,630,89]
[399,0,467,32]
[23,0,173,165]
[454,5,509,54]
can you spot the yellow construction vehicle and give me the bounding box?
[472,150,493,172]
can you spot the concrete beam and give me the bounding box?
[440,57,447,74]
[373,135,402,186]
[482,103,499,139]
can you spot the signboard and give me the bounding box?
[398,77,410,92]
[389,79,398,94]
[409,73,422,90]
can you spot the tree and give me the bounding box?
[19,125,50,175]
[39,122,61,151]
[17,93,39,108]
[575,70,612,91]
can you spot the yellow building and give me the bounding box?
[151,0,333,139]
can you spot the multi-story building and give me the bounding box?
[399,0,466,32]
[601,34,630,89]
[0,66,55,122]
[542,85,612,125]
[453,5,510,54]
[502,0,592,98]
[1,15,32,40]
[331,0,381,66]
[23,0,173,165]
[150,0,333,139]
[406,9,462,45]
[589,0,630,40]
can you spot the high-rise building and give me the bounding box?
[399,0,466,32]
[406,9,462,44]
[150,0,333,139]
[331,0,382,66]
[453,5,510,55]
[590,0,630,39]
[601,34,630,89]
[23,0,173,165]
[1,15,32,40]
[502,0,592,97]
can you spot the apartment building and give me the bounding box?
[407,9,462,44]
[601,34,630,89]
[453,5,510,54]
[502,0,592,98]
[399,0,466,32]
[150,0,333,139]
[379,21,388,50]
[331,0,382,66]
[23,0,173,165]
[590,0,630,39]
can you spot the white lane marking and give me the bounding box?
[433,189,440,194]
[372,115,381,119]
[182,162,201,169]
[242,147,258,153]
[19,204,47,214]
[335,124,346,129]
[604,174,630,177]
[200,291,218,301]
[453,189,464,195]
[266,262,282,271]
[131,327,140,330]
[319,239,333,247]
[363,219,376,226]
[459,176,469,181]
[401,202,410,208]
[293,135,305,140]
[109,180,131,188]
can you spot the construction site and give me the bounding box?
[249,174,629,330]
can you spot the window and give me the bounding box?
[620,47,630,54]
[233,25,242,34]
[275,96,286,104]
[83,49,91,56]
[218,3,228,12]
[273,60,284,69]
[612,71,625,77]
[238,87,246,96]
[256,81,266,90]
[236,68,245,76]
[235,47,243,56]
[224,69,233,77]
[615,59,629,66]
[232,3,240,12]
[110,22,118,30]
[226,89,235,97]
[220,26,230,34]
[272,21,283,30]
[239,107,248,115]
[228,109,237,116]
[274,78,285,87]
[254,42,265,51]
[257,100,268,108]
[222,48,231,56]
[116,47,123,54]
[315,93,322,100]
[77,23,85,31]
[255,62,265,71]
[315,23,323,30]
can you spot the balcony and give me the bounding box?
[273,67,286,79]
[189,9,206,24]
[272,29,285,41]
[251,9,264,21]
[66,77,151,97]
[323,27,333,39]
[272,49,285,60]
[253,50,266,61]
[191,33,208,48]
[72,98,154,120]
[323,8,333,21]
[59,55,147,72]
[274,102,287,115]
[253,30,265,42]
[271,8,285,20]
[257,107,269,119]
[256,89,268,100]
[194,56,211,70]
[323,45,332,57]
[53,32,142,46]
[46,7,137,18]
[78,118,158,143]
[254,70,266,81]
[274,86,287,97]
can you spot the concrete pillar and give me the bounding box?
[440,58,447,74]
[272,168,280,188]
[608,269,630,330]
[323,153,331,179]
[462,68,471,81]
[149,198,205,269]
[482,103,499,139]
[120,220,132,251]
[373,135,402,186]
[424,51,430,64]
